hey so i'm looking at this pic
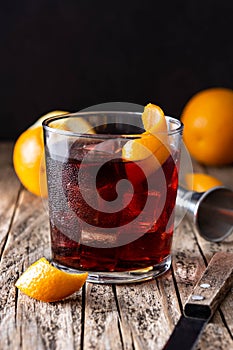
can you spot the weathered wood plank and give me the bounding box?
[191,160,233,340]
[172,219,206,304]
[218,289,233,336]
[0,185,85,350]
[115,276,180,350]
[197,315,233,350]
[84,283,122,350]
[1,142,233,350]
[171,217,233,348]
[0,189,48,349]
[15,291,84,350]
[194,231,233,341]
[0,142,21,254]
[0,142,15,165]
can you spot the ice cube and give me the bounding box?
[80,227,119,248]
[91,138,125,156]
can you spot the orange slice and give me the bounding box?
[50,116,96,134]
[185,173,223,192]
[15,257,88,302]
[142,102,167,133]
[122,103,170,167]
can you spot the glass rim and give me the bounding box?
[42,111,183,139]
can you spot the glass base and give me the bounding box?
[52,255,171,284]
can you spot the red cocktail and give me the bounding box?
[43,110,183,283]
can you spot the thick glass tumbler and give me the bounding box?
[43,111,183,283]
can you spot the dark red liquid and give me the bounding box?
[46,140,178,272]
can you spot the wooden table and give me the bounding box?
[1,141,233,350]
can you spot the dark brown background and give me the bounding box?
[1,0,233,140]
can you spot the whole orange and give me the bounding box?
[181,87,233,166]
[13,110,68,197]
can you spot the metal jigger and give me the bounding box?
[176,186,233,242]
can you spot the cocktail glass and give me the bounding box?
[43,111,183,283]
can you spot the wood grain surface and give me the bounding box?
[1,141,233,350]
